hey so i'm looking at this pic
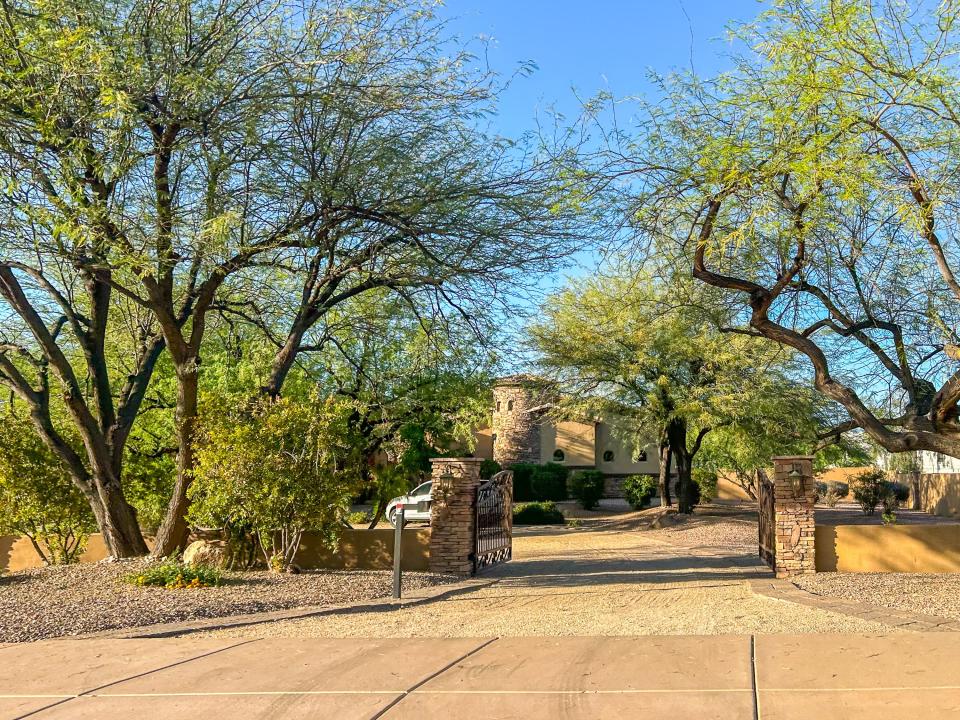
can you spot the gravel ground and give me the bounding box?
[0,560,458,643]
[793,572,960,621]
[202,512,892,639]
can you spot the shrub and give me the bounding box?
[569,470,606,510]
[814,481,829,503]
[346,511,371,526]
[850,469,888,515]
[0,414,95,565]
[830,481,850,499]
[532,463,570,501]
[189,396,363,572]
[823,487,841,507]
[623,475,657,510]
[510,463,538,501]
[513,501,565,525]
[511,462,569,501]
[479,459,502,480]
[887,481,910,504]
[125,558,223,589]
[692,469,717,503]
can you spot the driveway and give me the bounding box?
[204,510,891,638]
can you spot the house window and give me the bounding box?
[603,450,615,462]
[553,449,565,462]
[507,399,514,411]
[496,401,501,412]
[635,450,648,462]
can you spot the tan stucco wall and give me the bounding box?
[912,473,960,518]
[815,524,960,573]
[540,420,595,466]
[1,529,431,573]
[593,423,658,475]
[716,473,754,501]
[472,427,494,461]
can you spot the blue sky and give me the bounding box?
[436,1,764,139]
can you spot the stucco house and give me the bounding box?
[471,375,659,497]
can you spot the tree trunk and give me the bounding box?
[666,417,696,514]
[658,438,673,507]
[152,360,199,557]
[98,481,150,557]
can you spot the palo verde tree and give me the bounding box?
[530,271,823,513]
[0,0,590,557]
[620,0,960,462]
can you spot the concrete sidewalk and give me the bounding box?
[3,634,960,719]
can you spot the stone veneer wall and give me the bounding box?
[491,379,542,466]
[428,458,483,575]
[769,456,817,578]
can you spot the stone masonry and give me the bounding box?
[491,375,544,466]
[770,456,817,578]
[428,458,483,575]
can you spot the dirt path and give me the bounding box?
[203,512,894,638]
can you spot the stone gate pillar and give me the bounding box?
[429,458,483,575]
[770,456,816,578]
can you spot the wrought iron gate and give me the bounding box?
[758,469,775,569]
[473,470,513,573]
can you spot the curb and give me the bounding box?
[99,576,498,640]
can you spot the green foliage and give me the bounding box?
[347,511,372,526]
[513,501,565,525]
[479,459,502,480]
[569,470,606,510]
[510,463,538,501]
[850,470,889,516]
[125,559,223,589]
[531,463,570,501]
[189,396,363,571]
[623,475,658,510]
[691,469,717,504]
[0,414,95,565]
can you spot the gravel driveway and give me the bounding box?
[793,572,960,621]
[0,561,457,643]
[201,509,894,639]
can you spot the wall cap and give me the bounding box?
[430,457,484,464]
[772,456,815,461]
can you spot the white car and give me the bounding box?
[386,481,433,527]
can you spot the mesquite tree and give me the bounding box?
[0,0,591,556]
[530,272,827,513]
[619,0,960,460]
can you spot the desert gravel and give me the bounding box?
[793,572,960,621]
[0,560,458,643]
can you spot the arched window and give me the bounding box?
[553,449,565,462]
[635,450,648,462]
[507,399,514,411]
[603,450,615,463]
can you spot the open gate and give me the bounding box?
[758,469,775,569]
[473,470,513,574]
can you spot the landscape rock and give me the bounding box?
[183,540,229,568]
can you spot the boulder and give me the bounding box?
[182,539,229,568]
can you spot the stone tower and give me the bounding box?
[491,375,544,466]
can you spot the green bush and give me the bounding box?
[0,414,95,565]
[887,481,910,504]
[346,511,371,526]
[569,470,606,510]
[851,469,888,515]
[125,558,223,589]
[531,463,570,501]
[510,463,538,501]
[511,462,569,501]
[479,459,502,480]
[692,469,717,503]
[830,481,850,499]
[623,475,657,510]
[513,501,565,525]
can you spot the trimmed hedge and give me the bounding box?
[479,459,502,480]
[511,462,569,502]
[513,501,565,525]
[569,470,606,510]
